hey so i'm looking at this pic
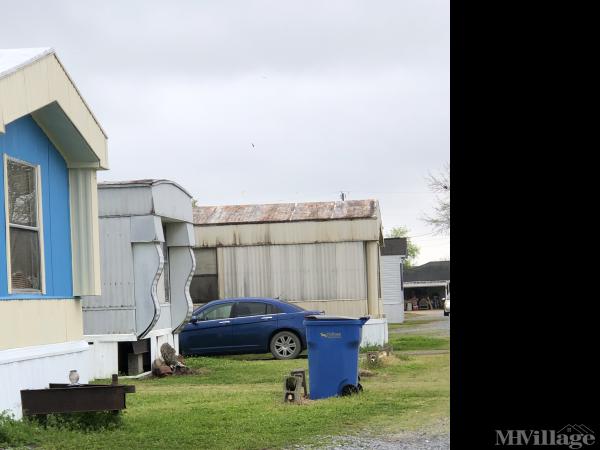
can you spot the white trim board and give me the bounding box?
[144,328,173,339]
[403,281,449,288]
[84,334,137,342]
[0,340,89,365]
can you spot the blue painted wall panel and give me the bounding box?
[0,115,73,298]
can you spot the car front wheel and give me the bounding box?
[270,331,302,360]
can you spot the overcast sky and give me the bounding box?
[1,0,449,264]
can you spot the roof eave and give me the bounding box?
[0,50,108,169]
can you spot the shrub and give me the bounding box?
[0,410,40,448]
[33,411,123,431]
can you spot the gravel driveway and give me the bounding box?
[307,431,449,449]
[289,419,450,450]
[391,311,449,337]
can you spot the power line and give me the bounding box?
[405,231,438,239]
[416,241,451,247]
[384,231,446,239]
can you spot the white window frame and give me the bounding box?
[3,154,46,294]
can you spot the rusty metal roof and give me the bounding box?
[193,199,379,226]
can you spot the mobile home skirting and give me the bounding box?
[0,340,90,419]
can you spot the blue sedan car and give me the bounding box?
[179,298,322,359]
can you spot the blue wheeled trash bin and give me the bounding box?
[303,315,370,400]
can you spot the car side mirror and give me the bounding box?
[190,315,198,323]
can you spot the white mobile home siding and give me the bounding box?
[381,254,404,323]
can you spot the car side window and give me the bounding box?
[232,302,267,318]
[199,303,233,321]
[266,304,283,314]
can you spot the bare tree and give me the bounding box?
[422,163,450,235]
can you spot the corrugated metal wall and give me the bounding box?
[82,217,135,335]
[219,242,367,301]
[195,219,381,248]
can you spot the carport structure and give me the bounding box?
[403,261,450,310]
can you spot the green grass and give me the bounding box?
[2,343,448,450]
[361,334,449,353]
[388,319,440,330]
[388,334,449,351]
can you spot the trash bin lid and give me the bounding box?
[304,315,371,321]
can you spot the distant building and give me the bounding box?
[192,200,388,346]
[380,237,407,323]
[403,261,450,310]
[0,48,108,417]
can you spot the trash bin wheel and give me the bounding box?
[341,384,359,396]
[357,383,363,392]
[270,331,302,360]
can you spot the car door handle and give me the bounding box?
[261,316,273,320]
[219,320,231,324]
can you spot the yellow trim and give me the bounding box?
[0,299,84,351]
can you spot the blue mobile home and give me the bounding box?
[0,48,108,418]
[0,115,73,298]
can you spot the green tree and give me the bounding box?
[386,226,420,268]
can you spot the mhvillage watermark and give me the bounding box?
[496,425,595,449]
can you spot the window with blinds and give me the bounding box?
[4,156,44,292]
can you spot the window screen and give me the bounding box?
[10,228,41,290]
[190,248,218,303]
[190,275,219,303]
[6,158,42,291]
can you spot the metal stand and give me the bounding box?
[21,374,135,417]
